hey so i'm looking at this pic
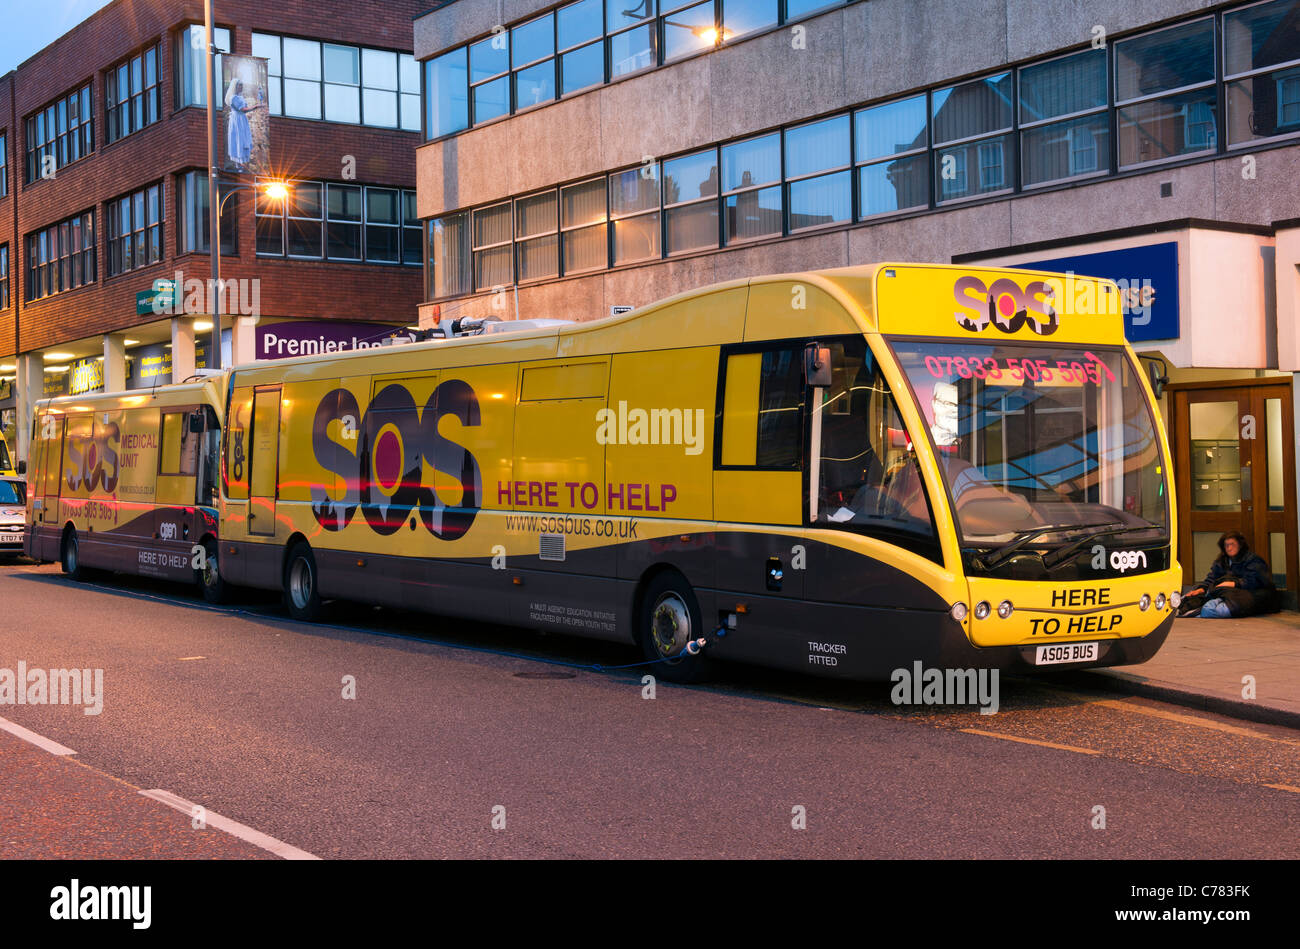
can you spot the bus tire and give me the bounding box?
[283,542,322,622]
[638,571,712,684]
[197,538,226,604]
[61,529,88,582]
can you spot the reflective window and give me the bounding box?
[855,94,928,216]
[1224,0,1300,144]
[429,211,472,299]
[785,115,850,229]
[327,183,363,260]
[473,203,513,290]
[181,25,231,108]
[610,166,661,263]
[932,72,1013,202]
[723,133,782,242]
[426,47,469,137]
[1116,19,1217,165]
[663,148,719,254]
[108,183,162,276]
[561,178,608,273]
[108,44,160,142]
[724,0,779,38]
[516,191,559,280]
[662,1,717,62]
[1019,49,1110,186]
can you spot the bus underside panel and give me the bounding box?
[28,507,215,582]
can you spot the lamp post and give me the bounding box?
[209,179,289,366]
[205,0,220,369]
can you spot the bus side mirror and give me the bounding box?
[1145,358,1168,400]
[189,411,205,433]
[804,343,832,387]
[16,461,26,475]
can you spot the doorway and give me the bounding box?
[1169,380,1298,603]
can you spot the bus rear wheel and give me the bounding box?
[197,539,226,604]
[61,530,88,582]
[284,543,322,622]
[638,571,711,684]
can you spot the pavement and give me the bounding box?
[1063,611,1300,729]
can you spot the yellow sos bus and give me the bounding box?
[219,263,1179,681]
[25,377,227,601]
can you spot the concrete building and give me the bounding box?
[413,0,1300,602]
[0,0,429,464]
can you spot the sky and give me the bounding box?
[1,0,116,75]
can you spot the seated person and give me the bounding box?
[1179,532,1277,618]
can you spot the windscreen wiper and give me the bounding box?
[1040,524,1161,570]
[972,523,1093,570]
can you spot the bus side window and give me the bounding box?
[718,348,804,469]
[159,411,198,478]
[814,338,936,543]
[225,388,254,500]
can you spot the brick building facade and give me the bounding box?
[0,0,427,461]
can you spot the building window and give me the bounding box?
[1224,0,1300,145]
[1018,48,1109,187]
[24,83,94,184]
[559,0,605,96]
[472,203,513,290]
[179,171,237,256]
[25,211,96,303]
[365,188,401,263]
[662,148,719,254]
[0,245,9,310]
[662,1,717,63]
[108,183,162,276]
[854,94,928,217]
[426,47,469,138]
[0,132,7,196]
[560,178,608,273]
[177,25,231,109]
[428,211,472,298]
[608,0,657,79]
[326,184,362,260]
[107,43,161,143]
[470,34,510,124]
[515,191,559,281]
[724,0,780,39]
[1116,18,1217,167]
[256,32,420,130]
[609,166,660,263]
[287,182,324,258]
[785,114,851,229]
[513,13,557,111]
[932,71,1014,202]
[402,192,422,266]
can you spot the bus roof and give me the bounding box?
[36,375,225,415]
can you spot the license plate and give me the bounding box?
[1035,642,1099,665]
[0,534,21,544]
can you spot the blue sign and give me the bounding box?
[1013,241,1179,343]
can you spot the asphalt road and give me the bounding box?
[1,559,1297,859]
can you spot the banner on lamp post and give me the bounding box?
[221,55,270,176]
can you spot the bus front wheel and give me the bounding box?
[283,543,322,622]
[61,530,88,582]
[638,571,711,684]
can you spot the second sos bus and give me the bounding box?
[218,263,1180,681]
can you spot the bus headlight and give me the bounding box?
[1170,592,1182,609]
[1139,594,1151,611]
[997,600,1014,619]
[974,601,991,620]
[950,602,969,622]
[1155,593,1166,611]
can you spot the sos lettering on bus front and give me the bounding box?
[305,381,680,540]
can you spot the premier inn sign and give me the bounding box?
[256,321,410,359]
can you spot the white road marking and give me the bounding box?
[0,715,77,756]
[140,789,321,860]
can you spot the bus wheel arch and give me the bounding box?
[633,566,712,684]
[282,537,322,622]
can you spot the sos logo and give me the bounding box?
[952,276,1059,336]
[311,380,482,540]
[65,423,121,493]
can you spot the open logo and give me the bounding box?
[953,276,1059,336]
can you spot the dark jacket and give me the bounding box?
[1198,542,1277,615]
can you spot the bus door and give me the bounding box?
[35,414,66,528]
[713,344,807,603]
[248,386,282,538]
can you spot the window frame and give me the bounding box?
[24,82,94,184]
[107,41,162,143]
[713,340,807,473]
[107,182,163,277]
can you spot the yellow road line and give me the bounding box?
[959,728,1100,755]
[1085,697,1300,746]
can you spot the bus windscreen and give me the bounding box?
[890,340,1168,548]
